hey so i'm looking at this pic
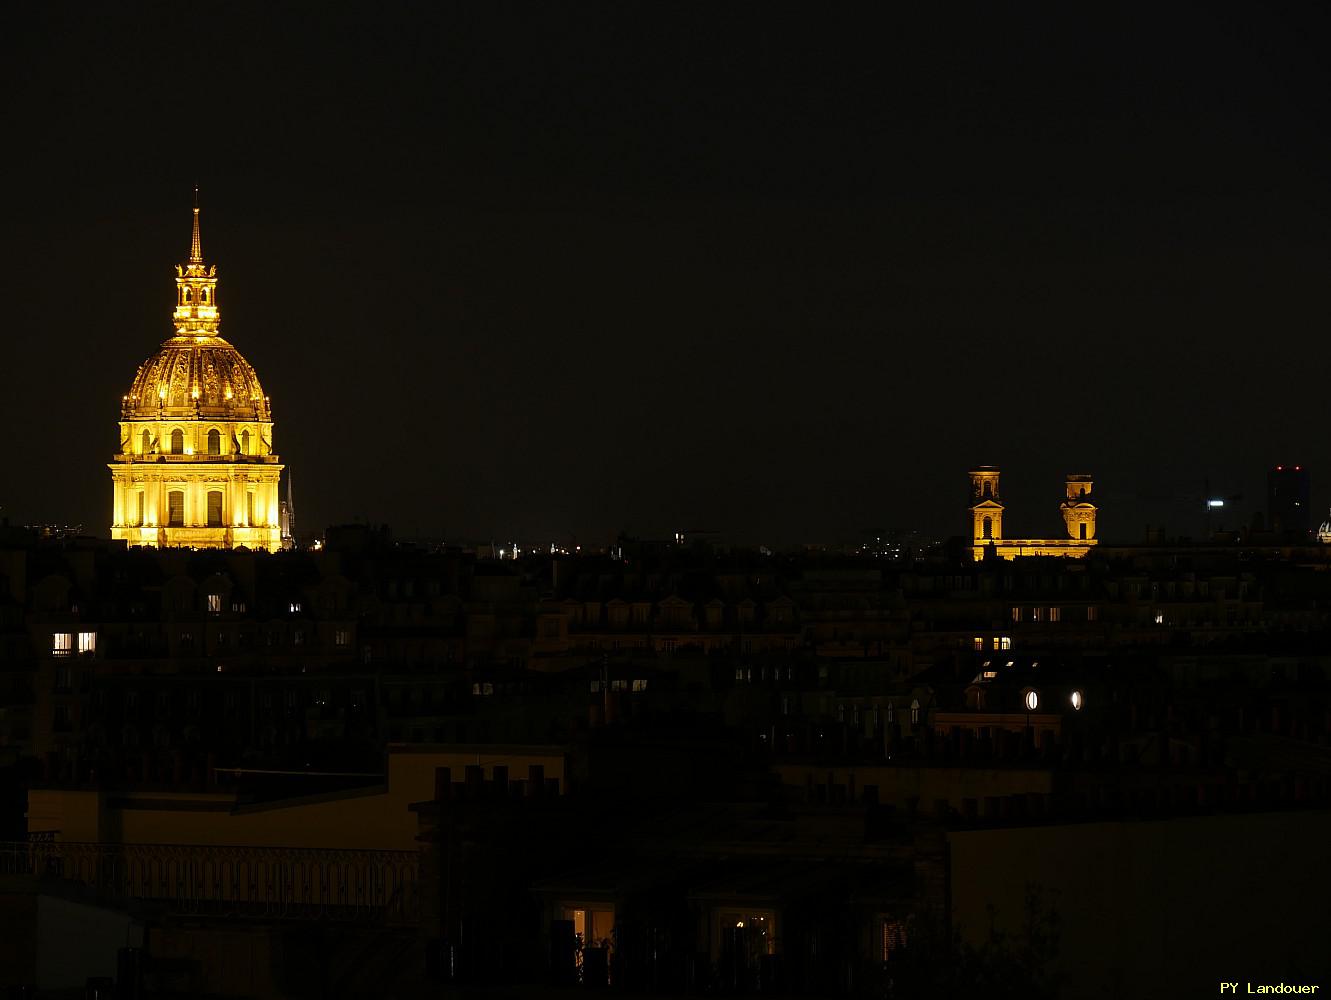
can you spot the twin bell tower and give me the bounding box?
[968,467,1097,560]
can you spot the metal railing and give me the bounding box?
[0,839,419,923]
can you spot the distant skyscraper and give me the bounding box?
[1267,465,1311,535]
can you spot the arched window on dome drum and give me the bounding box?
[167,490,185,527]
[207,429,221,455]
[141,430,151,454]
[170,429,184,454]
[240,430,250,455]
[207,491,223,528]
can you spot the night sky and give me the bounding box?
[4,4,1331,546]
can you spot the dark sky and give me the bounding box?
[4,4,1331,546]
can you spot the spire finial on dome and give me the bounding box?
[190,186,203,264]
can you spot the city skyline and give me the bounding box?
[4,7,1331,995]
[5,6,1331,543]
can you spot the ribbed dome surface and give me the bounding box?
[122,335,271,420]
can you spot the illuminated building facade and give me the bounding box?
[968,467,1096,560]
[109,198,284,551]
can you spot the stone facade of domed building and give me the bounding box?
[108,198,285,551]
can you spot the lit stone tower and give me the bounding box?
[109,195,284,551]
[969,467,1005,558]
[1060,474,1097,542]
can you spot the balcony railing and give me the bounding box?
[0,839,419,923]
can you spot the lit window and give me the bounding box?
[1011,607,1021,622]
[972,637,984,651]
[232,601,246,613]
[335,629,351,647]
[991,637,1001,650]
[590,680,601,693]
[1032,607,1045,623]
[910,699,920,724]
[1154,612,1164,625]
[1087,606,1099,622]
[1070,690,1084,711]
[77,631,96,655]
[999,636,1012,650]
[982,670,998,679]
[289,602,302,614]
[611,679,628,692]
[1049,607,1061,623]
[51,633,72,656]
[735,667,745,682]
[631,678,648,692]
[207,594,222,614]
[1024,690,1039,711]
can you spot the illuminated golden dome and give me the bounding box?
[109,193,285,554]
[119,194,272,421]
[122,336,271,420]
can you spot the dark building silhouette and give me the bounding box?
[4,519,1331,995]
[1268,464,1311,535]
